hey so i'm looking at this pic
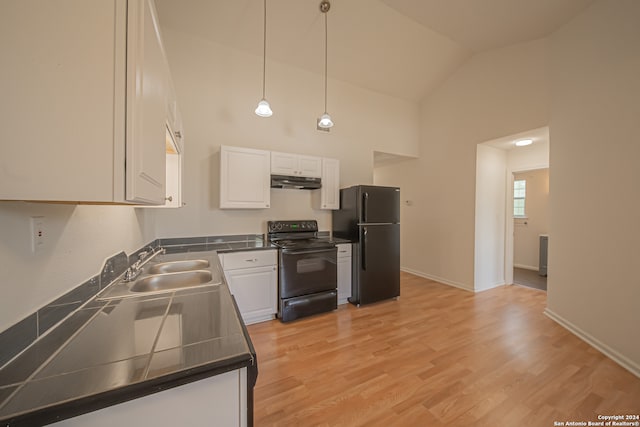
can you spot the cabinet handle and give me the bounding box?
[165,196,173,202]
[245,258,258,262]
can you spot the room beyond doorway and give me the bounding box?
[512,167,549,290]
[513,267,547,291]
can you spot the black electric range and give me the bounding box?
[267,220,337,322]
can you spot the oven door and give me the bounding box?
[279,247,337,298]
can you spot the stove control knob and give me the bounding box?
[276,223,283,230]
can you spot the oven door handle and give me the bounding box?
[282,248,336,255]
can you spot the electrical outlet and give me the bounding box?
[30,216,45,252]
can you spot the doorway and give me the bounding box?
[474,126,549,292]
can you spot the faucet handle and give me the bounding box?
[138,250,149,261]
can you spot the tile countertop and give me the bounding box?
[0,247,265,426]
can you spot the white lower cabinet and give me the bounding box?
[53,368,247,427]
[337,243,352,305]
[219,250,277,324]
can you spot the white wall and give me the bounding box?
[152,29,420,238]
[0,203,153,332]
[373,159,413,275]
[513,168,549,270]
[373,39,549,290]
[474,145,507,291]
[547,0,640,374]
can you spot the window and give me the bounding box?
[513,179,526,217]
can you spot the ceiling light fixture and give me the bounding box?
[317,0,333,131]
[515,139,533,147]
[255,0,272,117]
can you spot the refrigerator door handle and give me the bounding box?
[362,227,367,271]
[362,192,369,223]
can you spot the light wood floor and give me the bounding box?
[247,272,640,426]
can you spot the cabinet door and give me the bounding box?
[337,244,352,305]
[220,146,271,209]
[270,152,299,175]
[271,152,322,177]
[164,151,182,208]
[297,155,322,178]
[225,265,277,325]
[0,0,125,202]
[125,0,167,204]
[53,369,246,427]
[312,158,340,210]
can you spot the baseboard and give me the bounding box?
[474,281,506,293]
[401,267,474,292]
[544,308,640,379]
[514,264,538,271]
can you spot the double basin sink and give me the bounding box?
[98,251,223,300]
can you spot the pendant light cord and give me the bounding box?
[324,8,328,112]
[262,0,267,99]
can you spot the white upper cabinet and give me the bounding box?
[144,121,183,209]
[271,152,322,178]
[312,158,340,210]
[220,146,271,209]
[0,0,171,204]
[144,73,185,208]
[125,0,168,204]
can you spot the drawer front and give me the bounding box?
[336,243,352,258]
[220,249,277,270]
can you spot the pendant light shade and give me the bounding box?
[255,99,272,117]
[317,1,333,131]
[318,113,333,128]
[255,0,272,117]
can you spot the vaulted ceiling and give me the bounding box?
[155,0,594,102]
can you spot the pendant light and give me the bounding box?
[317,0,333,130]
[255,0,272,117]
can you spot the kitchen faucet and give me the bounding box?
[123,247,163,282]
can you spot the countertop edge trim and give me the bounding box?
[1,354,253,427]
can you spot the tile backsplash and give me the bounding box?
[0,247,141,368]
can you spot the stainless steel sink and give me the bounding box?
[146,259,210,274]
[130,270,213,293]
[97,251,222,300]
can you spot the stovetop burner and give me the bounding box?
[270,239,334,250]
[267,220,336,250]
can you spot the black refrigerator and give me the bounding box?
[332,185,400,305]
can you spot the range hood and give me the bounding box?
[271,174,322,190]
